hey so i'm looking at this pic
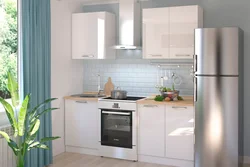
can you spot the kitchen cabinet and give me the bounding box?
[65,99,98,149]
[138,104,165,157]
[72,12,116,59]
[165,106,194,161]
[138,103,194,162]
[143,5,203,59]
[169,6,203,59]
[143,8,169,59]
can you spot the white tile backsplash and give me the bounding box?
[83,58,194,97]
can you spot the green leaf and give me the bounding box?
[0,131,19,155]
[30,108,58,123]
[29,98,57,123]
[8,140,19,156]
[0,98,18,135]
[29,119,40,136]
[0,131,10,142]
[28,141,40,148]
[28,142,49,151]
[40,136,60,143]
[25,119,40,145]
[7,72,19,107]
[18,94,30,136]
[35,144,49,150]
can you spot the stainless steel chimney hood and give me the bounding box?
[114,0,141,49]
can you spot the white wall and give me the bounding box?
[51,0,84,156]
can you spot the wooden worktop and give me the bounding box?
[64,92,105,102]
[64,93,194,106]
[137,96,194,106]
[64,96,100,102]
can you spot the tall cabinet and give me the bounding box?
[143,5,203,59]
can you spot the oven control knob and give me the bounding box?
[113,103,119,108]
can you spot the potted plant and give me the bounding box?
[0,73,60,167]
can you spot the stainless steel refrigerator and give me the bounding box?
[194,28,244,167]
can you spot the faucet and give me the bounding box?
[97,74,104,95]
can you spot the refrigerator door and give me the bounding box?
[194,28,240,76]
[194,76,239,167]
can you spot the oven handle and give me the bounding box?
[102,111,131,115]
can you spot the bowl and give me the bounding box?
[161,90,180,101]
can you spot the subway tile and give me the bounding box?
[83,61,193,96]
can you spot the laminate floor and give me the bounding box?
[48,153,173,167]
[48,152,250,167]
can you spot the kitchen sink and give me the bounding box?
[71,94,106,98]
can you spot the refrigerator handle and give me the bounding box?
[193,54,197,72]
[194,77,197,102]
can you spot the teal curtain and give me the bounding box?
[21,0,52,166]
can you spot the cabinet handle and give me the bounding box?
[172,106,187,109]
[143,105,158,108]
[102,111,131,115]
[150,54,162,57]
[194,54,197,72]
[194,76,197,102]
[75,101,87,104]
[175,54,191,57]
[82,55,94,58]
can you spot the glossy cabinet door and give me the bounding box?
[72,13,98,59]
[169,6,203,59]
[165,106,194,161]
[72,12,116,59]
[138,104,165,157]
[143,8,169,59]
[65,100,98,149]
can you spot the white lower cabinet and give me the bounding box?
[165,106,194,161]
[65,99,98,149]
[138,104,165,157]
[138,104,194,165]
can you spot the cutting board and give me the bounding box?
[104,77,114,96]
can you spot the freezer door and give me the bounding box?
[194,28,240,76]
[194,76,239,167]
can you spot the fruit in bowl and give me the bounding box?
[159,86,180,101]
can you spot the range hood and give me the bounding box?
[114,0,141,49]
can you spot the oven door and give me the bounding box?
[101,110,132,149]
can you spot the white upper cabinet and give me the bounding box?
[143,8,169,59]
[138,104,165,157]
[165,106,194,161]
[72,12,116,59]
[143,5,203,59]
[169,6,203,59]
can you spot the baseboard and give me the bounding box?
[65,146,99,156]
[138,155,194,167]
[244,156,250,164]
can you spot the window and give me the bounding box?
[0,0,18,124]
[0,0,18,99]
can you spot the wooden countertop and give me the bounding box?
[64,96,100,102]
[64,92,106,102]
[137,96,194,106]
[64,93,194,106]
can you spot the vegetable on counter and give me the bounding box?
[165,97,171,101]
[159,86,172,92]
[154,95,164,102]
[177,96,184,101]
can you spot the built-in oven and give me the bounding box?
[101,109,133,149]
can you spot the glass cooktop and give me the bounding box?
[102,96,146,101]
